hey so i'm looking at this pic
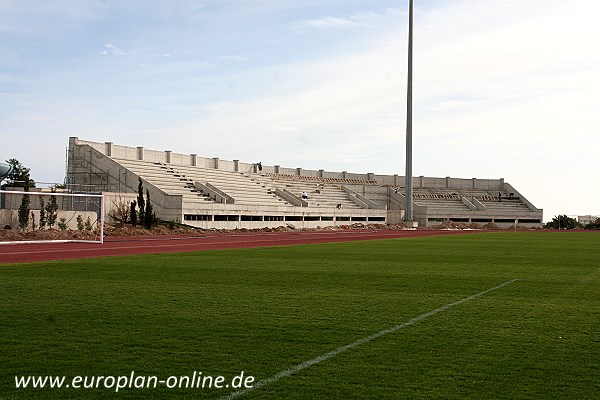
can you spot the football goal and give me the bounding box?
[0,190,104,244]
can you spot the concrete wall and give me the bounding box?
[420,217,542,229]
[1,209,98,231]
[179,202,387,229]
[72,138,506,191]
[68,141,184,222]
[181,215,385,230]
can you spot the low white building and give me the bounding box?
[578,215,599,225]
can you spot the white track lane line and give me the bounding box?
[0,232,403,256]
[219,279,519,400]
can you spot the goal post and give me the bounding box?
[0,190,104,244]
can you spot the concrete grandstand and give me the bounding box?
[66,137,543,229]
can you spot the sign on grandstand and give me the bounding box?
[0,190,104,244]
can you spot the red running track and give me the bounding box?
[0,229,475,264]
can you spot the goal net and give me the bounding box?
[0,190,104,244]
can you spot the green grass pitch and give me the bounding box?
[1,232,599,399]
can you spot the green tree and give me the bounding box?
[45,195,58,228]
[137,178,145,225]
[2,158,35,189]
[39,198,46,229]
[17,173,31,231]
[18,193,30,231]
[584,218,600,230]
[544,215,579,230]
[130,200,137,227]
[143,189,155,229]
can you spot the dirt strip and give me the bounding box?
[0,229,478,264]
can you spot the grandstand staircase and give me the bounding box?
[151,164,292,207]
[158,164,215,202]
[257,174,367,209]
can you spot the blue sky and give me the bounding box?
[1,0,599,220]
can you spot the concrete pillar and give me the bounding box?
[190,154,197,167]
[137,146,144,161]
[165,150,172,164]
[394,174,399,186]
[296,167,302,176]
[472,178,477,189]
[233,160,239,172]
[319,169,325,178]
[105,142,113,157]
[419,175,424,188]
[367,173,374,181]
[274,165,280,174]
[342,171,347,179]
[213,157,219,169]
[446,176,450,188]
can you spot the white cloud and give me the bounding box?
[100,43,124,56]
[0,0,106,36]
[305,16,373,29]
[303,9,399,30]
[214,55,249,62]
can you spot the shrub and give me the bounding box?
[57,218,68,231]
[109,197,130,223]
[85,216,93,231]
[76,215,84,231]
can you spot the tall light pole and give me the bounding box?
[404,0,414,222]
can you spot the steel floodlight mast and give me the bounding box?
[404,0,414,222]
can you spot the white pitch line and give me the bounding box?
[219,278,519,400]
